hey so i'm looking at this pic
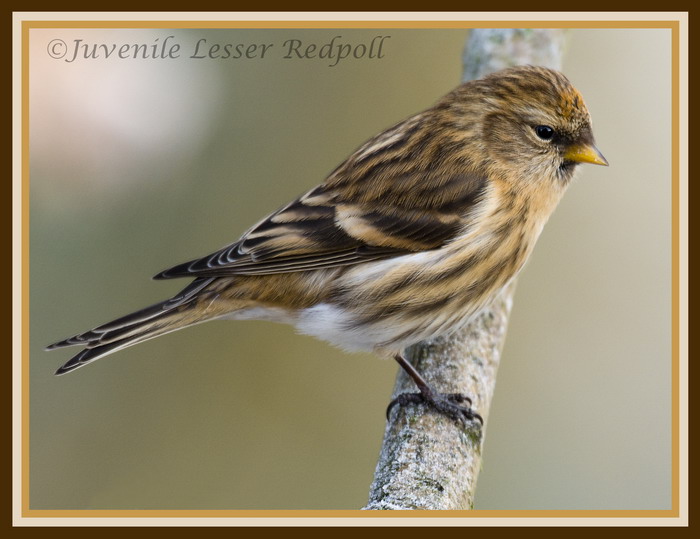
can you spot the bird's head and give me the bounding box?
[451,65,608,185]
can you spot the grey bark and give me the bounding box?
[363,28,567,511]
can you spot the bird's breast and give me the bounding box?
[295,182,561,354]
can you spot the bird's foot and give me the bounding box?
[386,391,483,426]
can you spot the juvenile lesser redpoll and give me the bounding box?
[48,65,607,425]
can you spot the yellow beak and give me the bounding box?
[564,144,609,166]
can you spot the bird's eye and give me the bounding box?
[535,125,555,140]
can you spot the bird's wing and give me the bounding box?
[154,115,488,279]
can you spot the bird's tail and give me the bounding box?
[46,278,216,375]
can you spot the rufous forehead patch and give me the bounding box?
[559,88,586,120]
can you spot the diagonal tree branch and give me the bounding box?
[364,29,567,511]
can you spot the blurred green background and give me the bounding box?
[29,28,672,510]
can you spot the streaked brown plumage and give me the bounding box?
[47,66,607,423]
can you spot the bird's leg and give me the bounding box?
[386,353,483,426]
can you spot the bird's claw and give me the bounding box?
[386,391,483,426]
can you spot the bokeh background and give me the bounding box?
[29,27,672,510]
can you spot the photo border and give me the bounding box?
[13,11,688,527]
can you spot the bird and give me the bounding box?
[47,65,608,425]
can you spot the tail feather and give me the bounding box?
[51,306,202,375]
[45,301,177,350]
[48,278,217,375]
[54,340,133,375]
[46,278,214,350]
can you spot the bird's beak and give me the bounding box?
[563,143,609,166]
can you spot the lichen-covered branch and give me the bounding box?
[462,28,567,83]
[363,29,567,511]
[364,282,515,510]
